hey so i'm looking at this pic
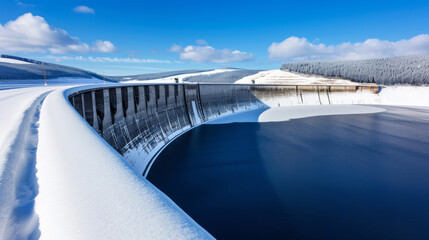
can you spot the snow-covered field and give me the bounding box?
[1,70,429,239]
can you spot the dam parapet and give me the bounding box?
[68,83,379,176]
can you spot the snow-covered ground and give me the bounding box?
[235,69,371,85]
[126,68,237,83]
[0,85,56,239]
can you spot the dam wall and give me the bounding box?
[68,83,380,176]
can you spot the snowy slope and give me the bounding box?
[235,69,368,85]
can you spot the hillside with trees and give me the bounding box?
[281,56,429,85]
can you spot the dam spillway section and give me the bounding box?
[68,83,380,176]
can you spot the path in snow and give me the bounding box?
[0,87,54,240]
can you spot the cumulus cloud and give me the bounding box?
[73,6,95,14]
[170,44,254,63]
[46,55,172,63]
[92,40,117,52]
[268,35,429,61]
[0,13,115,54]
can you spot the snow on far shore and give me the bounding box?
[0,57,34,65]
[235,69,370,85]
[378,86,429,107]
[126,69,238,83]
[207,105,386,124]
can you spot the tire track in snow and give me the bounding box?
[0,91,52,240]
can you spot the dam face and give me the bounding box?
[68,83,379,176]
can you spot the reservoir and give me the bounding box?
[147,106,429,240]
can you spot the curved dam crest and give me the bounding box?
[68,83,380,176]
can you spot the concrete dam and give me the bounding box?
[68,83,380,176]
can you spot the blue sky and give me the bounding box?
[1,0,429,75]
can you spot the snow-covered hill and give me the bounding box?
[235,69,363,85]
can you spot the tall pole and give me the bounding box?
[104,75,106,85]
[43,63,47,86]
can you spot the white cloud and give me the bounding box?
[45,55,172,63]
[73,6,95,14]
[196,39,208,45]
[92,40,117,53]
[268,34,429,61]
[170,44,254,63]
[0,13,116,54]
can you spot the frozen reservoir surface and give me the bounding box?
[148,105,429,239]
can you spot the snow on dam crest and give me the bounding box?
[36,88,214,240]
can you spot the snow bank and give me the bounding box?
[35,89,213,239]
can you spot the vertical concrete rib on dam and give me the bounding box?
[68,83,380,176]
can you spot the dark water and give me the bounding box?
[148,106,429,240]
